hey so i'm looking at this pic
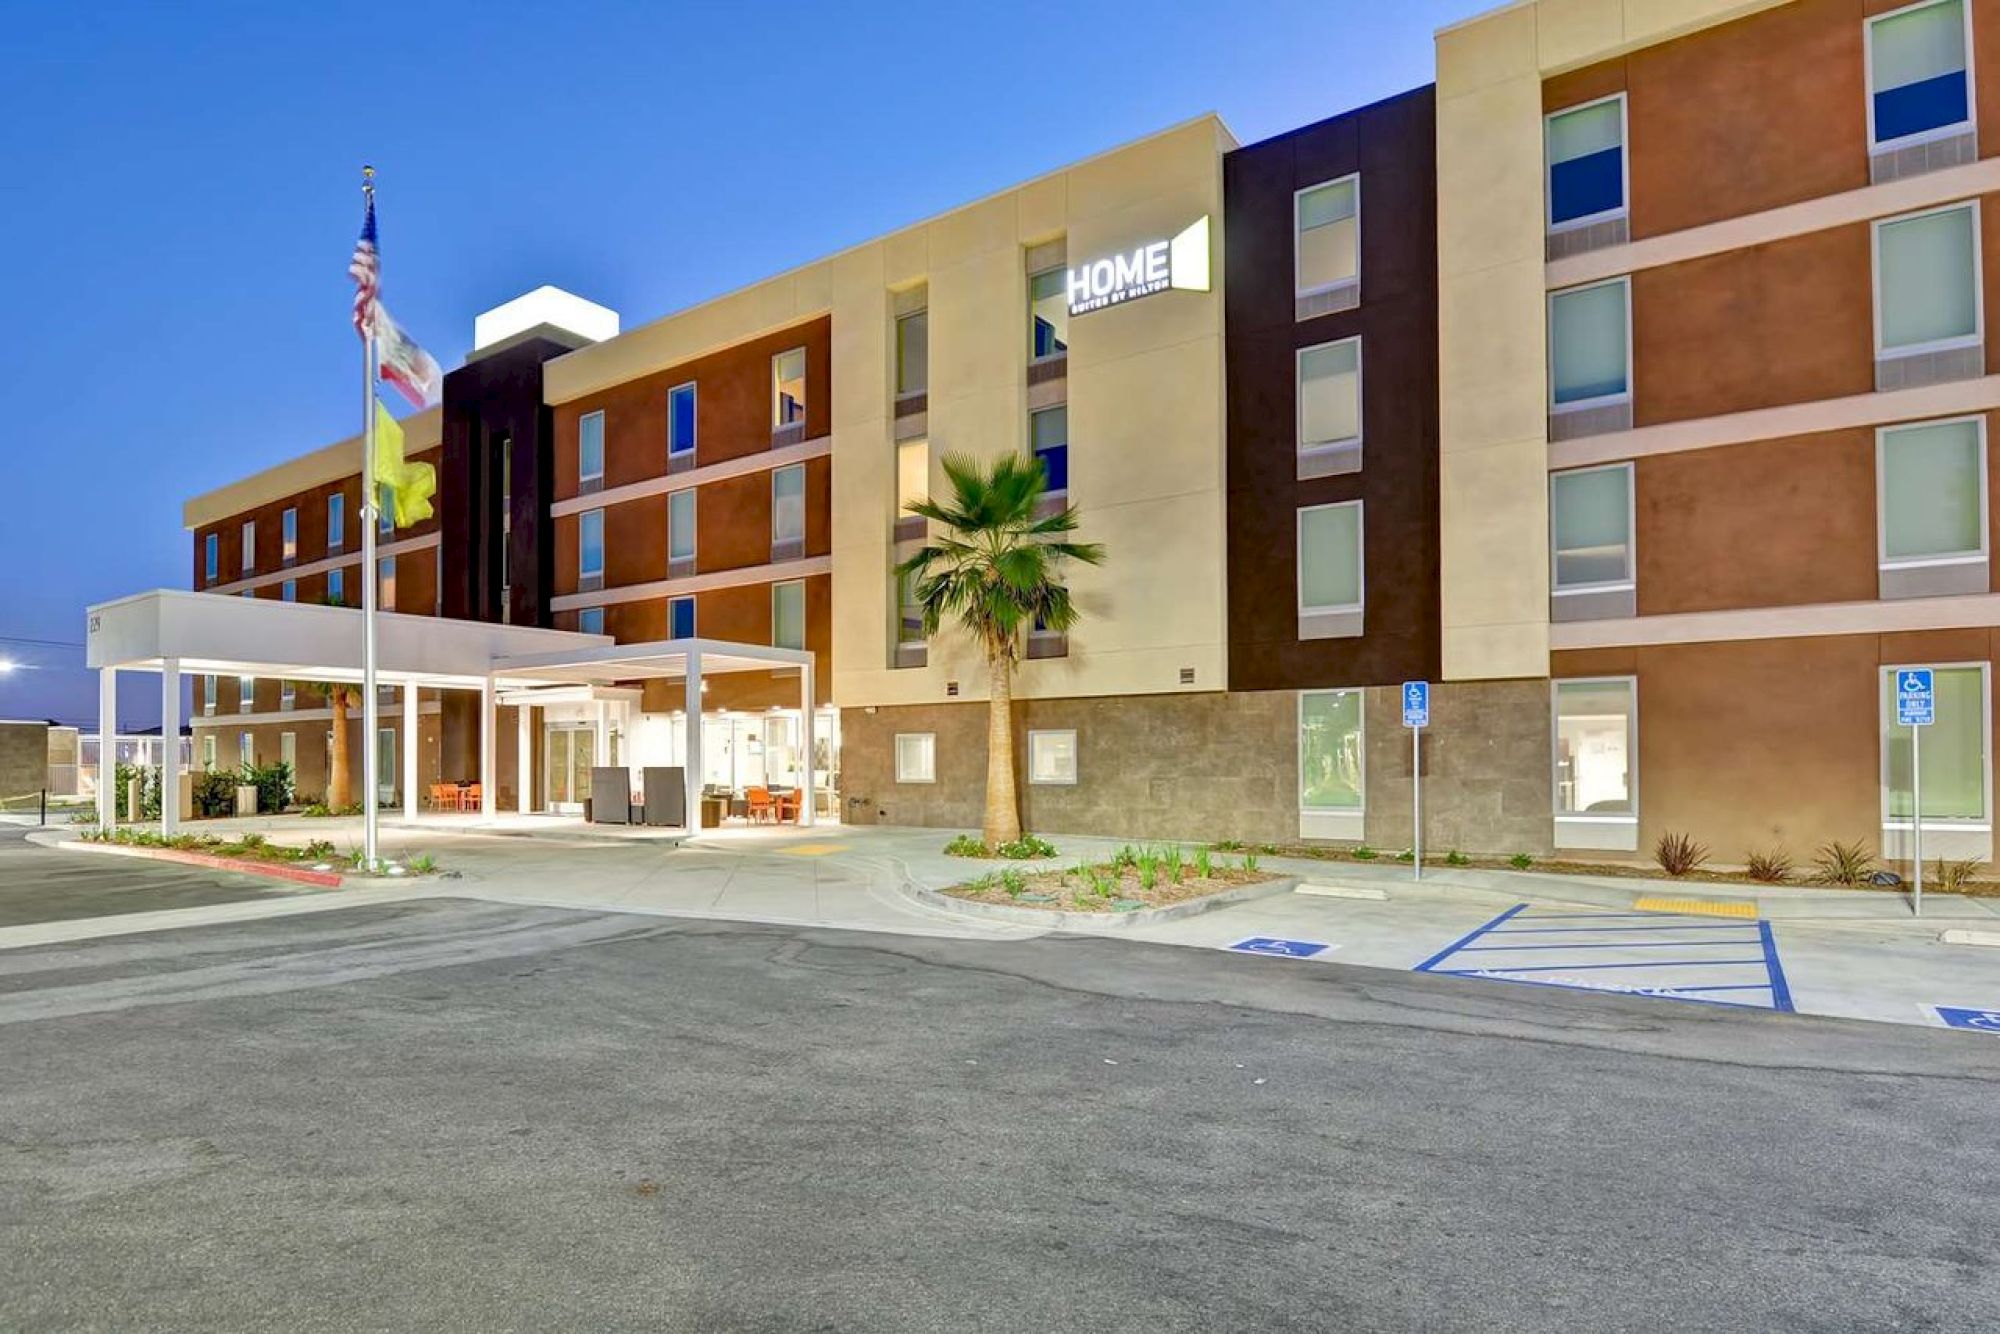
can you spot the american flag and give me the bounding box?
[348,190,378,339]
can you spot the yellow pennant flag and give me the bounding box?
[373,401,437,528]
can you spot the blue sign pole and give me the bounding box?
[1897,669,1935,918]
[1403,682,1430,882]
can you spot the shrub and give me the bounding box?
[1653,831,1710,878]
[241,761,294,815]
[1395,848,1414,862]
[1193,847,1214,880]
[304,839,336,861]
[1933,857,1981,894]
[1351,845,1379,861]
[1208,840,1245,852]
[1509,853,1535,870]
[113,762,162,820]
[1744,849,1794,883]
[999,869,1027,898]
[1445,850,1470,867]
[994,834,1057,860]
[1113,845,1139,869]
[1161,845,1185,882]
[1241,852,1260,873]
[191,769,239,819]
[943,834,987,858]
[1812,839,1877,887]
[407,852,438,875]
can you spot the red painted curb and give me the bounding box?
[73,842,344,888]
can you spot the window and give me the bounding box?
[773,348,807,428]
[281,681,295,712]
[896,310,928,396]
[204,533,218,583]
[1548,278,1631,409]
[202,734,216,770]
[1868,0,1972,148]
[772,465,806,544]
[897,438,928,515]
[1883,664,1989,822]
[669,595,696,639]
[239,676,255,713]
[1298,339,1362,454]
[668,489,696,564]
[1550,464,1635,592]
[327,493,345,551]
[1297,501,1364,614]
[1295,176,1359,296]
[281,579,297,603]
[328,567,346,605]
[202,674,216,717]
[1299,690,1364,812]
[897,569,925,645]
[1546,96,1627,229]
[1028,730,1078,786]
[1879,418,1987,566]
[579,509,605,579]
[579,410,605,483]
[1875,202,1981,356]
[378,555,396,608]
[282,508,298,563]
[1030,406,1069,494]
[241,590,255,599]
[281,731,296,772]
[239,732,254,767]
[772,580,805,650]
[578,607,605,636]
[1028,269,1068,360]
[1553,678,1636,817]
[895,732,936,783]
[378,484,394,536]
[241,520,256,572]
[668,383,697,457]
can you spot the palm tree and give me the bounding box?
[896,452,1105,847]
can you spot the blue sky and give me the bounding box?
[0,0,1482,727]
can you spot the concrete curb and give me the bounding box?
[55,838,346,888]
[910,876,1299,933]
[1939,928,2000,947]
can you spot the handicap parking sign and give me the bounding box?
[1402,681,1430,729]
[1229,937,1331,959]
[1897,669,1935,727]
[1935,1006,2000,1033]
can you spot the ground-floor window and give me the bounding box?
[1298,689,1363,812]
[895,733,935,784]
[1028,730,1078,785]
[281,732,296,773]
[1882,663,1989,824]
[202,735,216,770]
[1553,678,1635,817]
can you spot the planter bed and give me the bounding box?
[928,861,1296,930]
[67,839,344,888]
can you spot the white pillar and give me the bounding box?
[517,702,533,813]
[402,683,419,823]
[799,660,816,828]
[683,651,702,830]
[594,698,610,770]
[480,676,497,819]
[97,668,117,829]
[160,659,182,837]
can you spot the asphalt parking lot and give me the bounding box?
[0,824,306,927]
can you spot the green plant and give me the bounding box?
[1193,847,1214,880]
[1241,852,1260,873]
[191,768,240,819]
[1351,845,1379,861]
[1744,848,1794,883]
[241,761,294,815]
[1813,839,1876,887]
[994,834,1057,860]
[1208,839,1245,852]
[1653,831,1710,878]
[113,762,163,820]
[1395,848,1415,862]
[895,452,1106,847]
[1509,853,1535,870]
[1113,845,1139,869]
[1933,857,1981,894]
[1090,865,1117,898]
[1138,860,1159,892]
[1162,845,1185,882]
[943,834,988,858]
[999,868,1028,898]
[1445,850,1470,867]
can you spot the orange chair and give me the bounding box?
[428,783,454,812]
[746,787,775,822]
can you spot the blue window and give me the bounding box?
[668,383,696,456]
[579,509,605,578]
[204,533,218,582]
[1871,0,1970,146]
[669,596,696,640]
[328,567,346,604]
[579,607,605,636]
[1031,405,1068,494]
[579,410,605,480]
[1546,96,1625,229]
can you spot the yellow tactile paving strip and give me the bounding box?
[1633,897,1758,919]
[778,844,845,857]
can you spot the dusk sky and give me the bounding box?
[0,0,1479,728]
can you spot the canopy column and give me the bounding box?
[799,661,816,829]
[479,675,497,819]
[517,703,534,813]
[402,684,418,822]
[683,650,703,828]
[159,658,182,837]
[96,668,117,830]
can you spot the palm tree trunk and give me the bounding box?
[983,648,1021,847]
[328,689,351,809]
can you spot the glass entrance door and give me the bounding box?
[544,725,596,813]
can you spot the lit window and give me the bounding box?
[1869,0,1971,148]
[1553,678,1636,817]
[328,567,346,605]
[669,596,696,639]
[202,735,216,770]
[1875,203,1981,356]
[1550,464,1635,592]
[202,674,216,717]
[240,732,255,767]
[895,732,936,784]
[1880,418,1987,567]
[896,310,928,396]
[773,348,807,428]
[668,383,697,457]
[1029,269,1068,360]
[1295,176,1359,296]
[772,580,805,650]
[282,508,298,562]
[897,438,928,515]
[242,520,257,572]
[281,731,297,772]
[1298,339,1362,454]
[1297,501,1363,615]
[239,676,255,713]
[579,410,605,482]
[668,489,696,563]
[1299,690,1364,812]
[327,493,345,551]
[1028,729,1078,785]
[1883,663,1989,822]
[378,555,396,608]
[1546,96,1627,229]
[578,607,605,636]
[579,509,605,579]
[204,533,218,582]
[1548,278,1631,408]
[897,570,925,646]
[281,681,295,712]
[281,579,297,602]
[1030,406,1069,495]
[772,465,806,545]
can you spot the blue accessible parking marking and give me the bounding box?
[1934,1006,2000,1034]
[1229,937,1332,959]
[1413,904,1793,1012]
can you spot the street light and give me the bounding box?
[0,660,18,674]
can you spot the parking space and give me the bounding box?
[0,826,308,928]
[1413,904,1793,1012]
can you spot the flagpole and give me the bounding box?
[359,166,381,872]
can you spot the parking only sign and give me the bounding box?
[1936,1006,2000,1034]
[1897,669,1935,727]
[1402,681,1430,729]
